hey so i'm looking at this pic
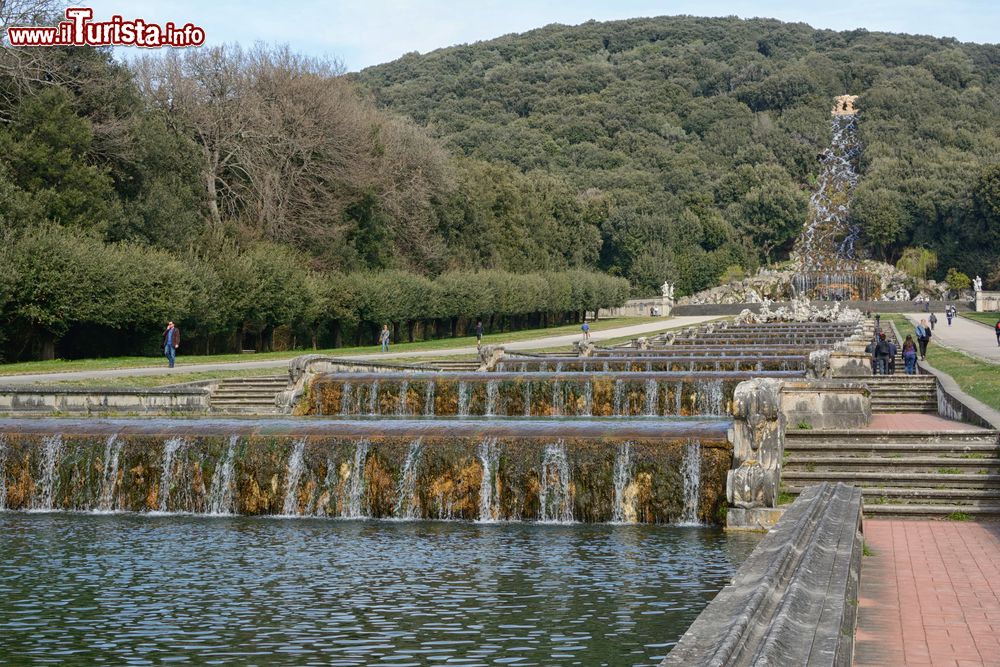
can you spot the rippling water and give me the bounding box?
[0,514,760,666]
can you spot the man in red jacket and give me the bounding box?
[162,321,180,368]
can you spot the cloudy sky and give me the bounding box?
[84,0,998,71]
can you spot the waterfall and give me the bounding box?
[539,441,572,523]
[485,380,498,417]
[523,381,532,416]
[698,380,724,416]
[424,381,436,416]
[207,435,239,515]
[612,379,624,416]
[477,437,500,522]
[680,440,702,525]
[611,442,633,524]
[644,379,659,416]
[551,380,564,416]
[674,382,684,415]
[457,381,470,417]
[340,382,353,415]
[0,435,7,511]
[157,437,185,513]
[393,438,422,519]
[31,435,63,511]
[97,435,124,513]
[367,380,380,415]
[343,439,370,519]
[281,439,307,516]
[582,381,593,417]
[396,380,410,416]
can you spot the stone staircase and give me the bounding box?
[424,360,480,372]
[865,376,938,413]
[782,426,1000,518]
[209,376,288,414]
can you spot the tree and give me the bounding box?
[895,247,938,281]
[945,268,971,293]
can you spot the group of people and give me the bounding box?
[865,317,933,376]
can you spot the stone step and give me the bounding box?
[210,398,279,407]
[782,471,1000,488]
[871,405,938,414]
[784,442,999,456]
[785,430,997,445]
[216,377,287,385]
[861,504,1000,518]
[210,406,281,414]
[784,486,1000,504]
[784,457,1000,473]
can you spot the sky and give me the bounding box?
[82,0,998,71]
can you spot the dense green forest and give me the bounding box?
[1,5,999,361]
[356,16,1000,290]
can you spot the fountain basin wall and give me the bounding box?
[0,418,731,524]
[307,371,805,417]
[495,356,807,373]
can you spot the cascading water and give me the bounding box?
[343,440,370,519]
[612,379,625,416]
[582,382,593,417]
[523,382,532,416]
[644,379,659,416]
[424,381,436,416]
[698,380,724,416]
[157,437,184,513]
[281,439,307,516]
[97,435,124,513]
[674,382,684,416]
[396,380,410,416]
[477,438,500,522]
[539,441,572,523]
[457,381,470,417]
[367,380,380,416]
[485,380,498,417]
[340,382,353,415]
[611,442,633,524]
[207,435,239,515]
[680,440,702,525]
[551,380,564,416]
[393,439,423,519]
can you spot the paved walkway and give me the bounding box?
[855,520,1000,667]
[866,413,989,432]
[905,313,1000,364]
[0,316,720,386]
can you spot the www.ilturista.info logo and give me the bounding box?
[6,7,205,48]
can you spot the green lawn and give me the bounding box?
[890,315,1000,412]
[0,317,662,376]
[962,312,1000,328]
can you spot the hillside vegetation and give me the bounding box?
[357,16,1000,291]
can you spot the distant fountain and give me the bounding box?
[157,437,184,513]
[611,442,634,523]
[394,439,423,519]
[281,439,306,516]
[539,441,573,522]
[98,435,124,512]
[478,438,501,522]
[344,440,370,519]
[680,440,702,525]
[207,435,239,515]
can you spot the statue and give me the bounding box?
[660,281,674,300]
[974,275,983,293]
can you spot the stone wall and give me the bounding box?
[0,386,210,415]
[975,291,1000,312]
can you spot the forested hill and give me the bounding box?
[356,16,1000,292]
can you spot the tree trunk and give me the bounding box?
[332,320,342,348]
[39,330,56,361]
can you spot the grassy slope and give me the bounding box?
[890,315,1000,412]
[0,317,663,377]
[963,312,1000,328]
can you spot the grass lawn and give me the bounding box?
[0,317,663,376]
[890,315,1000,412]
[962,312,1000,328]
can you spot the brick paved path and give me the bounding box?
[855,520,1000,666]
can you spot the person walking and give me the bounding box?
[379,324,391,353]
[929,312,937,331]
[923,300,930,313]
[902,335,918,374]
[946,306,954,326]
[995,318,1000,347]
[475,320,484,347]
[887,337,897,375]
[581,320,591,340]
[161,321,180,368]
[874,332,891,376]
[916,319,932,360]
[875,313,881,330]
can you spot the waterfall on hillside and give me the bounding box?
[680,440,702,525]
[97,435,124,513]
[394,439,423,519]
[644,379,659,416]
[424,381,436,416]
[539,441,572,523]
[343,440,370,519]
[477,437,500,522]
[207,435,239,515]
[281,439,307,516]
[611,442,633,524]
[157,437,185,513]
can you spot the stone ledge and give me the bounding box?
[662,482,863,667]
[0,386,211,415]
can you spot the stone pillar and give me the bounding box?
[726,378,786,530]
[477,345,506,372]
